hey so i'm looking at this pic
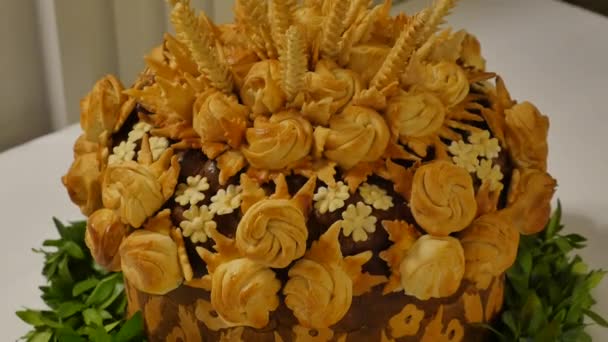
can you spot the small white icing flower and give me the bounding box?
[210,185,242,215]
[149,136,169,161]
[108,140,136,165]
[180,205,217,243]
[313,181,350,214]
[128,122,153,142]
[175,175,210,206]
[341,202,377,242]
[476,159,504,191]
[359,183,394,210]
[469,130,501,159]
[448,140,480,172]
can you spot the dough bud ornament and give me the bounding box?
[62,0,555,340]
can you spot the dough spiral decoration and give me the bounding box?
[236,199,308,268]
[243,111,313,170]
[410,161,477,236]
[210,258,281,328]
[324,105,390,169]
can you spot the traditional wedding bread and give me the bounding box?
[63,0,556,340]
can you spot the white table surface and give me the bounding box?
[2,0,607,340]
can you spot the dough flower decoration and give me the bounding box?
[505,168,557,235]
[196,228,281,329]
[192,89,249,154]
[388,304,426,339]
[313,181,350,214]
[341,202,378,242]
[386,90,446,141]
[128,122,153,142]
[239,60,285,116]
[413,61,470,108]
[108,140,137,165]
[293,325,335,342]
[284,223,387,329]
[80,75,134,143]
[410,161,477,236]
[102,135,180,228]
[180,204,217,244]
[242,111,313,170]
[210,184,242,215]
[359,183,394,210]
[458,210,520,290]
[448,140,479,172]
[323,105,390,170]
[85,208,129,272]
[175,175,210,206]
[399,235,465,300]
[505,101,550,171]
[148,136,169,161]
[468,130,501,159]
[119,229,183,295]
[62,136,103,215]
[235,177,316,268]
[476,159,504,192]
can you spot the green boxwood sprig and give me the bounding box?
[486,202,607,341]
[16,219,144,342]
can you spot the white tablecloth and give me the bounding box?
[2,0,607,340]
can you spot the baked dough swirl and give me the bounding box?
[417,61,469,108]
[211,258,281,328]
[239,60,286,116]
[283,258,352,328]
[236,199,308,268]
[243,111,313,170]
[458,211,520,290]
[399,235,465,300]
[324,105,390,169]
[386,91,446,138]
[86,208,128,272]
[192,90,249,148]
[120,230,183,295]
[505,102,550,171]
[410,161,477,236]
[102,161,166,228]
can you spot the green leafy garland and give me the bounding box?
[17,205,607,341]
[16,219,144,342]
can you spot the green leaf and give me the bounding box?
[61,241,85,260]
[113,312,144,342]
[27,331,53,342]
[73,278,100,297]
[501,310,519,336]
[16,310,45,327]
[57,302,86,319]
[544,201,562,239]
[104,321,121,333]
[85,325,112,342]
[85,274,119,306]
[583,308,608,327]
[99,283,124,310]
[521,293,546,335]
[83,308,104,327]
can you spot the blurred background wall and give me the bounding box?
[0,0,604,152]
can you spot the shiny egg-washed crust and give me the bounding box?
[62,0,556,340]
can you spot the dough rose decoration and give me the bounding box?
[458,210,520,290]
[235,176,316,268]
[410,160,477,236]
[505,101,550,171]
[284,222,386,329]
[243,110,313,170]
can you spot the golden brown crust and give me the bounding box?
[505,168,557,235]
[85,209,128,272]
[505,101,550,171]
[242,111,313,170]
[210,258,281,328]
[120,230,183,295]
[324,105,390,169]
[192,90,249,149]
[235,199,308,268]
[399,235,465,300]
[458,211,519,290]
[63,150,103,216]
[410,161,477,236]
[240,60,285,116]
